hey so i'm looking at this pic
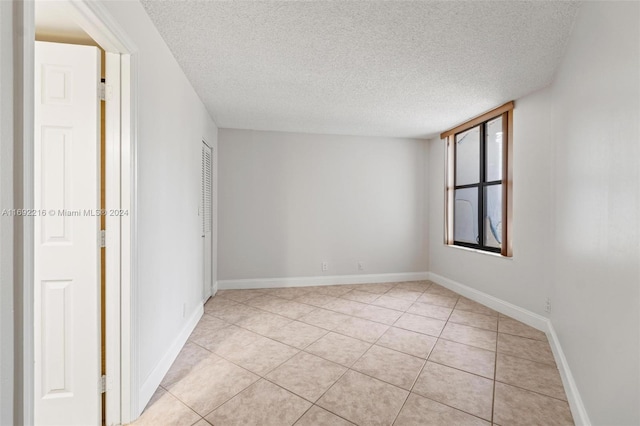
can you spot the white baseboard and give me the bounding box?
[546,322,591,426]
[138,303,203,413]
[427,272,548,331]
[428,272,591,426]
[212,281,218,296]
[217,271,429,290]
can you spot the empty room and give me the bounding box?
[1,1,638,425]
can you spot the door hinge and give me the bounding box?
[100,375,106,393]
[100,229,106,248]
[99,82,106,101]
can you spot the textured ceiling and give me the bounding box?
[141,1,580,138]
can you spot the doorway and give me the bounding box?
[28,1,137,425]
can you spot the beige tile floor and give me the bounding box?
[131,281,574,426]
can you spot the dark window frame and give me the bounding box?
[441,102,513,257]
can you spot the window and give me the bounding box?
[441,102,513,256]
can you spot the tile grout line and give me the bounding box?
[195,353,299,421]
[388,282,436,426]
[202,297,398,423]
[183,313,308,421]
[188,283,569,425]
[492,380,572,403]
[290,404,314,426]
[307,363,355,423]
[492,312,500,424]
[493,344,559,366]
[408,355,495,423]
[408,319,498,424]
[436,334,496,352]
[390,356,428,426]
[259,283,430,423]
[157,383,214,422]
[216,284,552,362]
[304,305,557,367]
[391,294,498,424]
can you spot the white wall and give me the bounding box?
[0,2,15,424]
[429,2,639,424]
[218,129,428,281]
[549,3,639,424]
[1,2,28,424]
[100,1,218,415]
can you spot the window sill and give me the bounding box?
[445,243,513,259]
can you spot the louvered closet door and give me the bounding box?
[202,142,213,300]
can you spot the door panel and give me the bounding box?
[40,127,71,242]
[34,41,101,426]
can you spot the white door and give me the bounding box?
[202,142,213,300]
[34,41,101,426]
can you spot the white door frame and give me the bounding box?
[23,1,139,424]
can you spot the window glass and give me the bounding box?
[455,126,479,186]
[484,184,502,249]
[485,116,503,182]
[454,188,478,244]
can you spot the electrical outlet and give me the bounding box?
[357,261,365,272]
[544,297,551,313]
[321,261,328,272]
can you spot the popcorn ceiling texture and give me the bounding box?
[140,1,580,138]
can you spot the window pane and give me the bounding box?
[485,116,503,182]
[455,126,479,186]
[454,187,478,244]
[484,184,502,248]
